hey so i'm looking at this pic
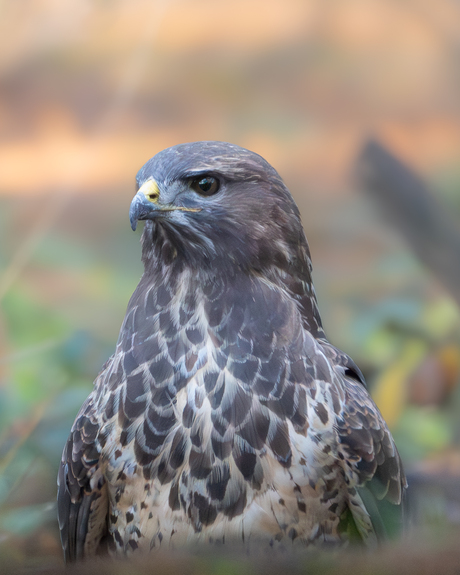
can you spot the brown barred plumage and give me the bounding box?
[58,141,406,561]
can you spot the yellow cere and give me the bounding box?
[139,179,160,203]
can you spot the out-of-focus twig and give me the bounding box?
[0,398,49,477]
[0,0,173,302]
[355,139,460,309]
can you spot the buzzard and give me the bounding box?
[58,141,406,561]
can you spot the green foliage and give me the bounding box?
[0,188,459,571]
[0,197,140,565]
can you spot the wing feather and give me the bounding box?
[335,368,407,541]
[57,397,108,562]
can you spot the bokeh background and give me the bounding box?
[1,0,460,572]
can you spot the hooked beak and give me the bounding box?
[129,179,202,231]
[130,180,159,231]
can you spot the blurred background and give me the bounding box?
[1,0,460,572]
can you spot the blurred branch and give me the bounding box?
[0,0,173,302]
[355,139,460,308]
[0,193,71,302]
[0,399,49,477]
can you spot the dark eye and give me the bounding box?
[190,176,220,196]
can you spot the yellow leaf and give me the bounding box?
[372,339,427,427]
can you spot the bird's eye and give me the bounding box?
[190,176,220,196]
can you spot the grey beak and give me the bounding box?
[129,191,154,231]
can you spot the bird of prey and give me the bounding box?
[58,141,406,561]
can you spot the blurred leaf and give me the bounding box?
[372,340,427,427]
[394,407,453,463]
[421,299,460,340]
[1,287,69,349]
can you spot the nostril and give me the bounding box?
[139,180,160,203]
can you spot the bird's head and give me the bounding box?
[130,141,312,279]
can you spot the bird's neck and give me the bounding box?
[261,265,325,339]
[139,221,325,339]
[136,261,323,341]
